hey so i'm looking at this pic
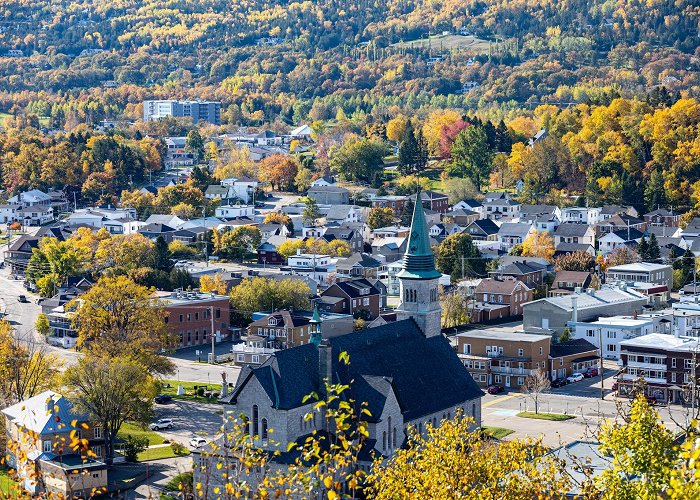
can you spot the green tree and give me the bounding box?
[185,129,205,161]
[230,277,311,322]
[302,196,321,226]
[400,199,415,226]
[451,126,492,192]
[151,236,173,272]
[294,166,313,192]
[644,168,667,212]
[436,233,485,281]
[367,207,395,230]
[330,138,388,184]
[35,313,50,337]
[398,121,419,175]
[647,233,661,262]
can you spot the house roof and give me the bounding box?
[600,228,644,241]
[308,185,349,193]
[554,222,591,237]
[326,205,356,221]
[497,261,545,276]
[549,338,598,358]
[336,253,382,270]
[475,277,528,295]
[554,242,594,254]
[553,271,591,285]
[467,219,499,234]
[1,391,88,435]
[139,223,176,233]
[498,222,532,238]
[326,278,380,298]
[606,262,670,273]
[457,329,549,343]
[248,310,310,329]
[519,204,557,217]
[226,319,483,421]
[525,287,646,312]
[644,209,679,217]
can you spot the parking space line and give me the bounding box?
[483,393,519,408]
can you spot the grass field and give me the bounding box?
[482,426,515,439]
[392,34,490,53]
[159,379,221,402]
[118,422,165,446]
[0,468,17,495]
[517,412,576,422]
[137,445,189,462]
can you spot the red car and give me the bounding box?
[583,367,599,378]
[612,381,619,391]
[486,385,505,395]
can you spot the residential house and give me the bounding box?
[599,205,638,220]
[8,189,52,208]
[5,234,41,275]
[549,271,593,297]
[320,278,381,319]
[519,204,561,223]
[497,222,533,252]
[163,136,195,167]
[258,223,288,240]
[596,214,646,236]
[17,205,54,225]
[448,208,480,226]
[215,204,255,219]
[324,205,362,225]
[606,262,673,292]
[532,214,560,233]
[0,204,21,223]
[371,237,407,263]
[289,124,313,141]
[220,176,260,204]
[464,219,499,241]
[307,185,350,205]
[283,252,337,286]
[489,260,547,289]
[408,190,450,214]
[474,277,533,316]
[429,222,462,242]
[553,222,596,247]
[372,226,410,240]
[598,228,644,255]
[528,129,548,146]
[383,260,404,296]
[484,192,512,202]
[2,391,109,497]
[560,207,601,225]
[138,223,177,242]
[205,184,231,201]
[452,199,483,215]
[482,198,521,221]
[310,175,335,187]
[617,333,700,404]
[371,195,408,213]
[644,209,681,228]
[569,317,654,360]
[257,235,290,265]
[548,339,600,380]
[456,330,551,388]
[336,253,383,280]
[522,285,648,334]
[160,289,232,348]
[145,214,185,227]
[554,242,596,257]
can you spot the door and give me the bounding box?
[541,318,549,329]
[505,376,511,388]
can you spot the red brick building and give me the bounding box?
[159,290,231,348]
[320,278,381,319]
[474,277,533,316]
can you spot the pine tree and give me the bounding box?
[415,127,429,172]
[400,199,415,226]
[398,122,418,175]
[647,233,661,263]
[151,236,173,272]
[644,168,666,212]
[637,236,649,261]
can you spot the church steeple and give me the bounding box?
[395,191,442,337]
[309,302,322,346]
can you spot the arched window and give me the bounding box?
[382,431,386,451]
[472,403,476,417]
[313,413,317,428]
[261,419,268,440]
[252,405,259,436]
[388,417,392,448]
[393,427,397,448]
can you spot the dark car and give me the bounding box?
[486,385,505,395]
[645,395,657,406]
[18,295,28,303]
[583,367,599,378]
[551,378,568,388]
[154,394,173,404]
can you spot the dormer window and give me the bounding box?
[268,318,277,326]
[361,288,370,295]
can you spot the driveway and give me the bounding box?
[151,399,225,446]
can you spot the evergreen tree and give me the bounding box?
[189,165,212,191]
[151,236,173,272]
[680,248,696,286]
[415,127,429,172]
[637,236,649,261]
[644,168,666,212]
[185,129,205,161]
[451,126,492,192]
[647,233,661,263]
[482,120,497,151]
[398,122,418,175]
[400,199,415,226]
[495,120,512,153]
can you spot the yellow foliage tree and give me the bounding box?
[199,273,228,295]
[422,109,461,155]
[521,230,555,262]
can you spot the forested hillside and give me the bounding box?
[0,0,697,127]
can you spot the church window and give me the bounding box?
[382,431,386,451]
[393,428,397,448]
[252,405,259,436]
[388,417,392,448]
[261,419,268,440]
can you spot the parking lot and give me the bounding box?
[151,399,226,447]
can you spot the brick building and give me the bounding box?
[320,278,382,319]
[474,277,533,316]
[160,290,231,348]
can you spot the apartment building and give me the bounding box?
[160,290,231,348]
[143,100,221,125]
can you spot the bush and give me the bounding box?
[123,434,149,462]
[196,387,205,397]
[170,441,187,455]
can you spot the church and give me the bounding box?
[221,197,484,459]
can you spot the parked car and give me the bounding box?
[566,373,585,383]
[612,381,619,391]
[190,437,207,448]
[149,419,174,431]
[486,385,504,395]
[17,295,28,303]
[551,378,568,388]
[645,395,657,406]
[154,394,173,404]
[583,367,599,378]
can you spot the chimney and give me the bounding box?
[571,296,578,323]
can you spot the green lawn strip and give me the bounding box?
[516,411,576,421]
[158,379,221,402]
[481,426,515,439]
[118,422,165,446]
[137,445,189,462]
[0,467,18,495]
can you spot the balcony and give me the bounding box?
[491,366,531,376]
[621,373,667,385]
[626,361,667,371]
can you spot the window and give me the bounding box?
[672,372,676,383]
[43,440,52,452]
[261,419,268,440]
[363,298,369,306]
[539,347,543,355]
[686,359,694,369]
[94,427,102,439]
[237,354,245,362]
[480,374,487,382]
[518,348,524,357]
[607,331,616,339]
[560,358,564,366]
[252,405,259,436]
[92,473,100,479]
[187,314,191,321]
[252,355,260,364]
[216,308,221,319]
[495,375,502,383]
[382,431,386,451]
[672,358,677,368]
[463,344,471,355]
[586,330,595,337]
[195,312,199,321]
[517,377,524,386]
[607,344,617,352]
[179,314,183,323]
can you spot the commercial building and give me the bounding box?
[569,316,654,360]
[159,289,231,348]
[605,262,673,294]
[143,100,221,125]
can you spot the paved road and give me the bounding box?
[152,400,225,445]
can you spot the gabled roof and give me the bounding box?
[139,223,176,233]
[644,208,679,217]
[308,185,349,193]
[475,277,528,295]
[553,271,592,284]
[554,223,592,237]
[555,242,594,254]
[225,319,483,421]
[519,204,557,217]
[466,219,499,234]
[498,261,545,276]
[1,391,88,435]
[326,278,380,298]
[549,339,598,358]
[326,205,356,221]
[601,228,644,241]
[497,222,532,238]
[336,253,382,270]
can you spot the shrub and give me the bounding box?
[170,441,187,455]
[196,387,205,397]
[123,434,149,462]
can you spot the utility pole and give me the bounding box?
[598,327,605,400]
[210,305,216,364]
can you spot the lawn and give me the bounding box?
[0,467,17,495]
[481,426,515,439]
[118,422,165,446]
[137,445,189,462]
[419,168,444,191]
[159,379,221,403]
[391,34,491,53]
[517,412,576,421]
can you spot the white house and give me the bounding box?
[220,177,259,204]
[310,176,335,187]
[598,229,643,255]
[289,124,313,141]
[17,206,54,226]
[8,189,52,208]
[163,137,195,168]
[0,204,21,223]
[284,252,337,286]
[568,317,655,360]
[215,205,255,219]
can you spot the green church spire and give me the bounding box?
[398,192,442,279]
[310,302,322,346]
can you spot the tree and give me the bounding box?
[436,233,485,281]
[440,292,470,329]
[637,236,649,260]
[302,196,321,226]
[394,174,430,195]
[398,121,419,174]
[230,277,311,322]
[68,276,174,375]
[451,126,492,192]
[294,166,313,192]
[522,230,555,262]
[171,202,197,219]
[555,251,594,271]
[644,168,667,212]
[63,355,156,464]
[151,235,173,272]
[330,138,388,184]
[596,394,677,499]
[35,313,50,337]
[185,129,205,161]
[604,246,641,270]
[277,239,306,259]
[386,115,409,143]
[647,233,661,262]
[368,413,569,499]
[259,154,299,191]
[199,273,228,294]
[216,226,262,260]
[0,321,61,405]
[521,369,550,414]
[367,207,395,230]
[400,199,415,227]
[263,212,294,233]
[443,177,478,205]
